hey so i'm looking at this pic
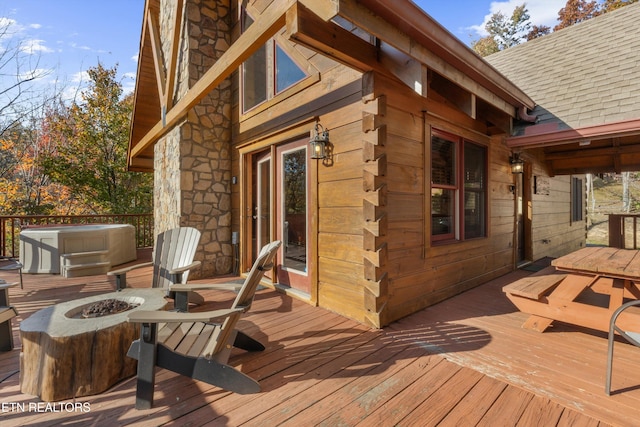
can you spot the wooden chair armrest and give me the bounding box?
[0,263,22,271]
[127,307,244,324]
[108,261,154,277]
[170,280,244,292]
[0,282,19,290]
[168,261,201,275]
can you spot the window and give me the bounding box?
[571,177,583,222]
[242,11,307,113]
[431,130,487,243]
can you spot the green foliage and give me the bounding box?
[41,64,152,214]
[472,4,531,56]
[471,36,500,57]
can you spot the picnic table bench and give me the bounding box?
[503,247,640,333]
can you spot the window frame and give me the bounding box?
[430,129,488,244]
[571,176,584,223]
[240,9,309,114]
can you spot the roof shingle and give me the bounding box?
[486,3,640,134]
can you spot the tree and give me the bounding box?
[471,36,500,57]
[0,17,63,214]
[526,25,552,40]
[601,0,638,12]
[472,4,532,56]
[554,0,601,31]
[0,18,51,144]
[42,64,152,215]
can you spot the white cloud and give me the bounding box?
[471,0,568,37]
[18,67,51,82]
[20,38,54,54]
[71,70,89,84]
[0,17,22,41]
[122,76,136,96]
[69,42,91,51]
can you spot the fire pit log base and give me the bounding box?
[20,289,167,402]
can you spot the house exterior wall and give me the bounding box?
[223,5,586,327]
[361,72,518,325]
[150,0,585,326]
[528,164,586,260]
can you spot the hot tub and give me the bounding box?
[20,224,137,275]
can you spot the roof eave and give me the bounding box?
[357,0,535,110]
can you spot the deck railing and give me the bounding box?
[0,214,154,258]
[608,213,640,249]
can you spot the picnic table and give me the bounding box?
[503,247,640,333]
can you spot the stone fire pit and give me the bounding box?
[20,289,167,401]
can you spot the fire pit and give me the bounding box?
[76,298,139,318]
[20,289,166,402]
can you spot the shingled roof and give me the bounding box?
[486,3,640,174]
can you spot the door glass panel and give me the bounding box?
[257,158,271,252]
[282,148,307,272]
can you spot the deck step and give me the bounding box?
[61,251,110,278]
[61,262,111,278]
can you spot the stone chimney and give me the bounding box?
[154,0,232,277]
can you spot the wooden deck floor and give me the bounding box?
[0,258,638,426]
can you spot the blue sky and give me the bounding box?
[0,0,569,100]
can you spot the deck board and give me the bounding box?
[0,257,634,426]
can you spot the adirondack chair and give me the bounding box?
[108,226,203,310]
[0,256,23,290]
[126,240,281,409]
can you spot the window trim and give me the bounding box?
[571,176,584,223]
[240,9,315,115]
[430,129,488,245]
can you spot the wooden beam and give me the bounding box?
[379,42,426,97]
[164,0,184,111]
[544,143,640,160]
[147,11,166,108]
[129,157,154,172]
[131,0,296,160]
[287,4,429,97]
[299,0,340,21]
[336,0,517,117]
[286,2,379,73]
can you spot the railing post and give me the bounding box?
[609,214,624,248]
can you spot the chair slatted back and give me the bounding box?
[151,227,201,292]
[204,240,281,358]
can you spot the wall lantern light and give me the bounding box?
[510,152,524,174]
[310,123,329,160]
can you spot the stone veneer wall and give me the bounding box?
[154,0,233,277]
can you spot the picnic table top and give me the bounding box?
[551,246,640,280]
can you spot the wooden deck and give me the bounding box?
[1,258,638,426]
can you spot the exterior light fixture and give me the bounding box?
[310,123,329,160]
[510,152,524,174]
